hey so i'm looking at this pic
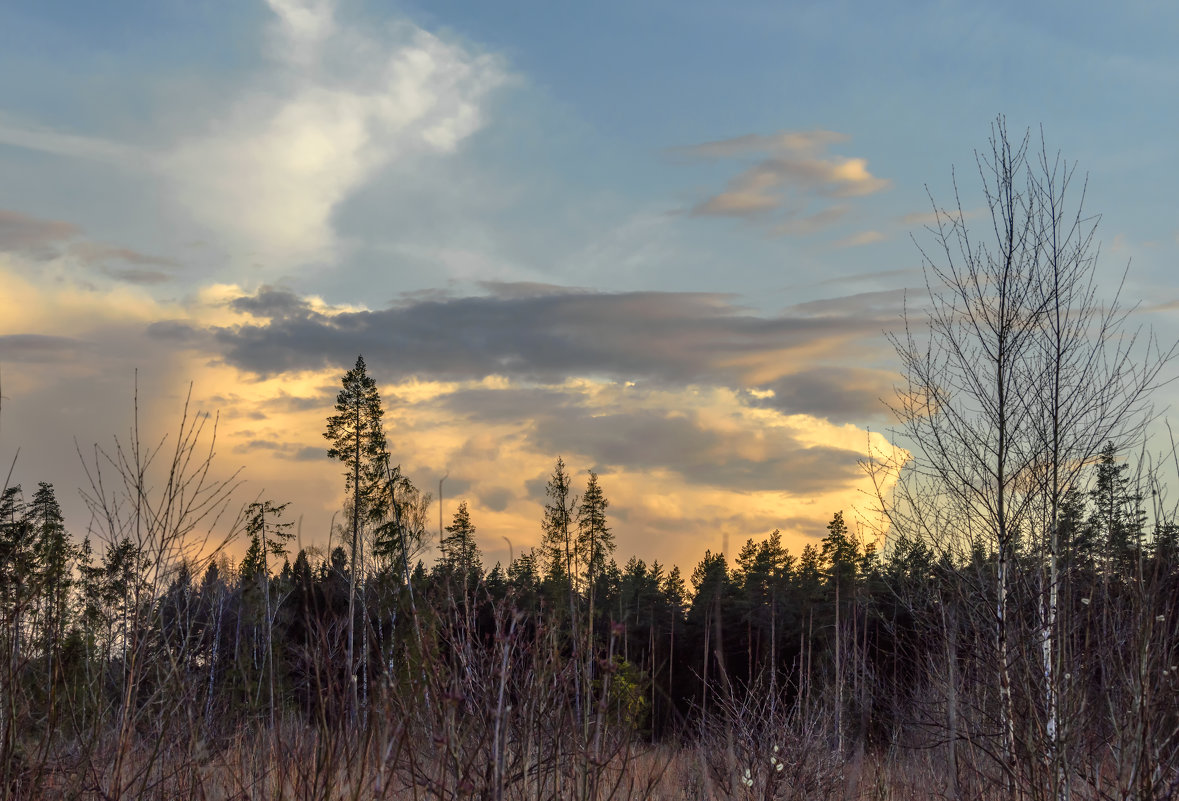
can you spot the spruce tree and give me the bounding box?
[539,457,578,590]
[576,471,613,595]
[576,469,613,713]
[324,354,389,719]
[1088,442,1145,573]
[0,486,31,663]
[242,500,292,729]
[441,500,482,588]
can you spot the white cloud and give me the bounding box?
[159,0,507,268]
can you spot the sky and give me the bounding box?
[1,0,1177,573]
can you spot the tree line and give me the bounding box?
[1,412,1176,797]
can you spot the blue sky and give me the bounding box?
[1,0,1176,568]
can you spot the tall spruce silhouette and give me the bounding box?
[324,355,389,720]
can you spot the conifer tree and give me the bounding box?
[821,511,859,602]
[441,500,482,587]
[576,471,613,600]
[0,486,31,665]
[243,500,293,729]
[576,469,613,724]
[538,457,585,720]
[1087,442,1145,573]
[539,457,578,590]
[506,550,541,612]
[324,354,389,719]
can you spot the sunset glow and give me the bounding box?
[1,0,1175,576]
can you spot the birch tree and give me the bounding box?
[878,117,1171,799]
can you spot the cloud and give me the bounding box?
[159,0,507,267]
[0,248,904,572]
[68,242,177,268]
[0,209,176,283]
[0,113,137,165]
[682,129,890,233]
[692,166,782,217]
[530,406,862,493]
[785,288,907,318]
[208,286,900,392]
[0,334,87,363]
[440,385,582,422]
[65,242,178,284]
[230,286,312,319]
[0,209,80,258]
[478,486,516,513]
[749,366,899,423]
[810,267,917,289]
[679,130,849,160]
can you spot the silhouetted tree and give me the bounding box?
[324,355,389,719]
[440,500,482,590]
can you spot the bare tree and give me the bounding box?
[1023,132,1170,801]
[78,380,242,798]
[873,117,1172,800]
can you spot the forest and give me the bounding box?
[1,126,1177,801]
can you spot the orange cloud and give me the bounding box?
[681,129,891,236]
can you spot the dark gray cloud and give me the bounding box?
[229,286,310,319]
[533,410,716,474]
[478,486,515,513]
[294,446,324,461]
[693,449,861,493]
[146,320,201,341]
[439,386,582,422]
[751,366,897,423]
[258,390,334,414]
[524,475,549,505]
[441,477,472,498]
[531,407,862,493]
[232,438,332,462]
[0,334,86,362]
[211,288,897,394]
[233,438,286,454]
